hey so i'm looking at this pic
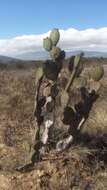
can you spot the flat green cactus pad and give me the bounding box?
[90,65,104,81]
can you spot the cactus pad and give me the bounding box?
[90,65,104,81]
[75,61,84,77]
[50,46,61,59]
[43,37,52,51]
[35,67,44,82]
[50,28,60,46]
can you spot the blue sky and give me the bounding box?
[0,0,107,57]
[0,0,107,39]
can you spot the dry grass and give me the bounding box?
[0,64,107,190]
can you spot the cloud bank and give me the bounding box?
[0,27,107,57]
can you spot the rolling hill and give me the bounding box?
[0,55,21,63]
[15,50,107,61]
[0,50,107,63]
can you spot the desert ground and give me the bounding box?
[0,59,107,190]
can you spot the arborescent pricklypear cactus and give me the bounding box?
[16,29,106,172]
[17,28,105,173]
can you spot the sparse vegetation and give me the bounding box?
[0,59,107,190]
[0,29,107,189]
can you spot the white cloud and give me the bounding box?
[0,27,107,57]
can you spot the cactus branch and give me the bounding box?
[65,54,82,92]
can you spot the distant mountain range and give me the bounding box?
[15,50,107,61]
[0,55,21,63]
[0,50,107,62]
[66,51,107,59]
